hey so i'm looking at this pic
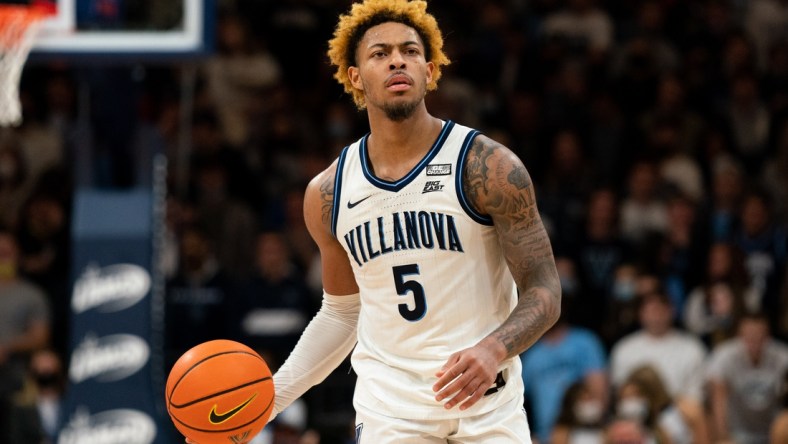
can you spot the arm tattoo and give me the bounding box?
[463,135,561,359]
[318,171,336,227]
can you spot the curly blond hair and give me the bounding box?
[327,0,450,109]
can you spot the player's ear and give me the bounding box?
[425,61,434,84]
[348,66,363,91]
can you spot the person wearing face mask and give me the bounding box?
[617,365,709,444]
[29,349,65,443]
[552,381,606,444]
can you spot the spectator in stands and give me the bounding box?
[29,348,65,443]
[646,193,707,317]
[619,159,668,247]
[191,159,257,279]
[734,190,788,330]
[703,160,745,242]
[760,121,788,225]
[617,365,709,444]
[770,369,788,444]
[521,295,608,443]
[550,380,606,444]
[0,139,31,230]
[541,0,614,64]
[683,242,757,346]
[726,72,772,174]
[558,187,632,334]
[203,14,282,146]
[610,290,707,403]
[16,191,70,356]
[0,229,51,443]
[232,231,315,366]
[706,312,788,444]
[164,225,233,368]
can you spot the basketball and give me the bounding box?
[166,340,275,444]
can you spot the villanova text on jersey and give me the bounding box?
[342,211,464,267]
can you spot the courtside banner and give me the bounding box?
[59,188,167,444]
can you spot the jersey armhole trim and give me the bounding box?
[456,130,494,226]
[331,146,350,237]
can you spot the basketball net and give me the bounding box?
[0,2,54,127]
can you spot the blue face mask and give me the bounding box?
[560,276,578,295]
[613,279,636,301]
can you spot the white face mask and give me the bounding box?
[574,400,604,425]
[617,397,649,422]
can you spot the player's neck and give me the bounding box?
[365,107,442,179]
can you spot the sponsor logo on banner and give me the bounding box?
[69,334,150,383]
[59,407,156,444]
[72,264,151,314]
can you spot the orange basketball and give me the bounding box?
[166,340,275,444]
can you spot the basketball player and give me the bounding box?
[189,0,560,442]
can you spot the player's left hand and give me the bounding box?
[432,337,505,411]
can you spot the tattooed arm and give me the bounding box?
[466,134,561,357]
[433,134,561,410]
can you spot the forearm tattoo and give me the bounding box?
[463,135,561,359]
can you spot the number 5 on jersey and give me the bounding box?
[392,264,426,321]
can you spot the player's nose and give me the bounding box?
[388,49,406,70]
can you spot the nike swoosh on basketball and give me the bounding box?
[209,393,257,424]
[347,195,372,209]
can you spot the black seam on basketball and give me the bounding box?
[168,350,266,403]
[170,376,272,409]
[169,392,274,433]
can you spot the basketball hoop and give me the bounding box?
[0,1,55,127]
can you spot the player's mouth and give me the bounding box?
[385,73,413,92]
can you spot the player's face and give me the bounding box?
[349,22,434,121]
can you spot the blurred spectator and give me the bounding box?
[191,160,257,279]
[734,190,788,330]
[0,229,51,443]
[203,14,282,146]
[647,193,707,316]
[0,135,33,231]
[619,160,668,247]
[550,380,605,444]
[703,160,745,242]
[541,0,614,64]
[29,349,65,443]
[744,0,788,70]
[557,188,631,334]
[539,128,596,247]
[640,74,705,156]
[761,121,788,225]
[520,295,608,443]
[726,73,772,174]
[610,291,707,403]
[683,242,758,343]
[647,118,704,203]
[15,191,70,356]
[232,231,315,365]
[770,369,788,444]
[706,312,788,444]
[164,225,234,368]
[617,365,709,444]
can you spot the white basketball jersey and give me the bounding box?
[332,121,524,419]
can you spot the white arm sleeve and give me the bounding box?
[271,291,360,418]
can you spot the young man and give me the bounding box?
[192,1,561,442]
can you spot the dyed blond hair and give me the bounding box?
[327,0,450,109]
